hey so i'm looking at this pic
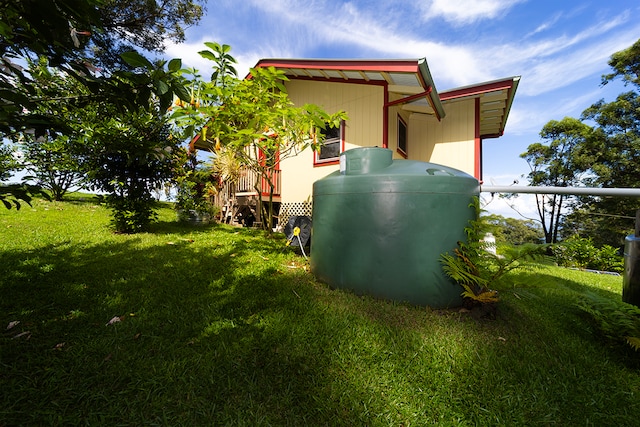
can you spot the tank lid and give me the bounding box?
[340,147,393,175]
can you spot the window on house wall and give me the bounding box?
[397,115,408,157]
[314,121,344,165]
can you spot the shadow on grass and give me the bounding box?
[2,233,640,425]
[499,268,640,361]
[0,230,379,424]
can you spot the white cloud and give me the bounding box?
[419,0,526,25]
[185,0,631,94]
[476,12,637,92]
[167,0,640,125]
[479,174,541,220]
[163,37,279,79]
[481,191,540,220]
[526,12,562,38]
[234,1,638,95]
[164,39,213,73]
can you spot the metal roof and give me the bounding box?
[254,58,520,139]
[254,58,446,120]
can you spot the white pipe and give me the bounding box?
[480,185,640,197]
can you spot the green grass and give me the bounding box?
[1,195,639,426]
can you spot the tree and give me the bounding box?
[0,0,100,189]
[8,53,188,230]
[1,0,198,207]
[0,0,201,138]
[91,0,206,71]
[483,214,544,245]
[0,142,18,182]
[520,117,594,243]
[13,58,88,201]
[171,43,347,232]
[21,135,83,201]
[81,106,186,233]
[574,39,640,246]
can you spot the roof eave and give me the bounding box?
[417,58,446,120]
[500,76,520,136]
[440,76,521,139]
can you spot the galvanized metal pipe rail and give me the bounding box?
[480,185,640,198]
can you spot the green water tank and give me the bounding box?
[311,147,479,308]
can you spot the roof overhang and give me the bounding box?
[439,76,520,139]
[190,60,520,151]
[253,58,446,120]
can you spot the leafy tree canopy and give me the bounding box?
[1,0,200,210]
[0,0,202,138]
[572,39,640,245]
[520,39,640,247]
[483,213,544,245]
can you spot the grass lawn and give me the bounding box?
[1,195,639,426]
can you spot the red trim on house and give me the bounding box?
[439,79,516,101]
[474,97,481,180]
[384,87,433,107]
[314,159,340,167]
[383,87,389,149]
[254,58,422,74]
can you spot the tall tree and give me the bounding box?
[520,117,594,243]
[575,39,640,246]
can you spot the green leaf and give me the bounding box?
[203,41,221,51]
[172,82,191,102]
[199,50,217,61]
[168,58,182,72]
[120,51,154,69]
[153,79,170,95]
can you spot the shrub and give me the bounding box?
[105,193,158,233]
[553,236,623,273]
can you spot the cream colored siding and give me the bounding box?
[407,98,476,175]
[280,80,384,204]
[278,82,477,205]
[389,107,411,159]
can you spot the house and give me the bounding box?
[192,57,520,227]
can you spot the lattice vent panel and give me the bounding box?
[279,202,312,228]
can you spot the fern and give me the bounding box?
[626,337,640,351]
[575,292,640,352]
[441,197,548,306]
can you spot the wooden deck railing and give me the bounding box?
[236,168,281,197]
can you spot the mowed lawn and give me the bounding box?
[1,195,639,426]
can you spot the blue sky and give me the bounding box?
[163,0,640,218]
